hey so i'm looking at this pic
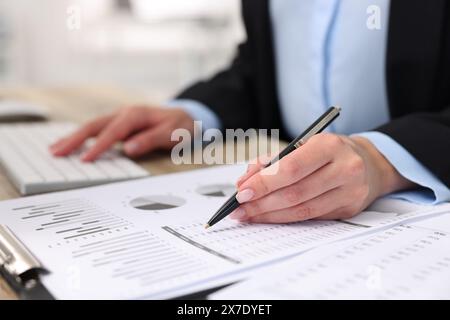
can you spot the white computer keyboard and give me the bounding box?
[0,122,149,195]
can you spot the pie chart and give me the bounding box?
[196,184,235,197]
[130,195,186,211]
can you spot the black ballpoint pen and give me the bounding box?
[204,106,341,229]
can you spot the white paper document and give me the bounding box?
[211,213,450,299]
[0,164,449,299]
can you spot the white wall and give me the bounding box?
[0,0,245,101]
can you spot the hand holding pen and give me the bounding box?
[206,106,415,227]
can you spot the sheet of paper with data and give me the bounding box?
[211,213,450,299]
[0,164,449,299]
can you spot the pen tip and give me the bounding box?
[204,224,210,229]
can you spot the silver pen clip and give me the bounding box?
[294,106,341,148]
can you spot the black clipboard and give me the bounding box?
[0,224,232,300]
[0,225,54,300]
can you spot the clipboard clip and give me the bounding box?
[0,224,48,292]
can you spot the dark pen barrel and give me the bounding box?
[205,106,341,229]
[207,198,240,227]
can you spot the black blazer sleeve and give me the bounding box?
[175,39,258,130]
[375,108,450,187]
[175,0,261,131]
[175,0,283,134]
[174,0,450,189]
[375,1,450,188]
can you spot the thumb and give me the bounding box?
[123,126,168,157]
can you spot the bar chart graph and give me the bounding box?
[12,198,133,243]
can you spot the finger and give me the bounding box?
[245,187,345,224]
[236,154,272,187]
[81,113,144,161]
[237,133,343,203]
[123,126,168,157]
[239,162,345,219]
[50,115,113,152]
[50,115,113,156]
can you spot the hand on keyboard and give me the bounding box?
[50,106,195,161]
[0,123,150,194]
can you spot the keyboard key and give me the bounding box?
[113,158,148,178]
[0,122,149,195]
[16,124,87,182]
[0,134,43,188]
[72,158,109,181]
[1,127,66,184]
[94,160,129,180]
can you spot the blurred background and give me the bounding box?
[0,0,245,102]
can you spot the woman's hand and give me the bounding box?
[231,133,415,223]
[50,106,194,161]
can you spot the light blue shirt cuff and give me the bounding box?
[165,99,222,131]
[354,131,450,204]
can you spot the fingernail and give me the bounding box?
[229,207,246,220]
[49,142,61,152]
[80,152,91,162]
[236,189,254,203]
[124,141,139,154]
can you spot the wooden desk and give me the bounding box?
[0,86,212,201]
[0,86,281,299]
